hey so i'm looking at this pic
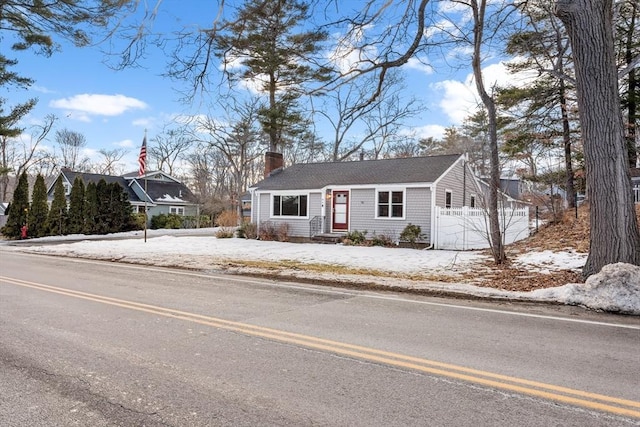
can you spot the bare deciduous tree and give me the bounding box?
[149,127,193,176]
[55,128,90,171]
[319,71,420,161]
[193,99,264,221]
[96,148,129,175]
[0,114,56,201]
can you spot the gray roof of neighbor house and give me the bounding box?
[55,170,197,205]
[251,154,463,191]
[58,170,139,202]
[144,180,197,204]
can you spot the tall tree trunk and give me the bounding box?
[556,0,640,277]
[559,80,576,208]
[625,0,638,167]
[471,0,505,264]
[269,72,278,152]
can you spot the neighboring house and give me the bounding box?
[500,177,523,200]
[47,169,199,224]
[0,202,8,229]
[631,168,640,203]
[249,153,509,246]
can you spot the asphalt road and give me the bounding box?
[1,251,639,426]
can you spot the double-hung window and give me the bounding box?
[377,190,404,218]
[170,206,185,215]
[273,194,308,217]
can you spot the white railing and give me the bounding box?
[634,185,640,204]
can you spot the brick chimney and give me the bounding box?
[264,152,284,177]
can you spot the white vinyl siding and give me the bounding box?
[435,159,480,208]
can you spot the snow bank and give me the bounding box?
[530,263,640,315]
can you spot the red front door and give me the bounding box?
[332,191,349,231]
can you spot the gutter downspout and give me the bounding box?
[430,184,437,250]
[253,189,260,239]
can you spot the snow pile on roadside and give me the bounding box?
[529,263,640,315]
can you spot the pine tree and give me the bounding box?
[83,181,98,234]
[94,179,110,234]
[213,0,332,153]
[1,171,29,238]
[47,176,68,235]
[67,176,85,234]
[105,182,119,233]
[28,174,49,237]
[115,183,135,232]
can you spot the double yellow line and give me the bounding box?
[2,275,639,419]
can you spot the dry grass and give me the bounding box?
[221,259,458,283]
[470,203,640,291]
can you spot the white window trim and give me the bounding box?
[445,189,453,208]
[170,206,185,215]
[270,192,310,219]
[375,188,406,220]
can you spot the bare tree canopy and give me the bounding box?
[96,148,129,175]
[55,128,90,171]
[149,127,193,176]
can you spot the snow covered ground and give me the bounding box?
[1,228,638,315]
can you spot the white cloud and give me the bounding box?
[115,139,134,149]
[50,94,147,118]
[406,124,447,140]
[82,147,99,158]
[132,117,154,128]
[434,60,537,125]
[405,57,433,75]
[31,85,56,94]
[435,78,478,125]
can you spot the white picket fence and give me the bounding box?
[433,206,530,250]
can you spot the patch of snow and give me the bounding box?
[2,230,637,315]
[156,194,185,202]
[513,249,586,273]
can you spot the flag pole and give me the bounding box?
[144,175,148,243]
[139,130,148,243]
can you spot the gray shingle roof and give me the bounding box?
[60,170,140,202]
[251,154,462,191]
[144,180,197,204]
[58,170,197,205]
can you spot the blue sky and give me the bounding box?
[7,2,518,174]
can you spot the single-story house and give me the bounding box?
[248,153,499,245]
[47,169,199,225]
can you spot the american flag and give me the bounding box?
[138,135,147,177]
